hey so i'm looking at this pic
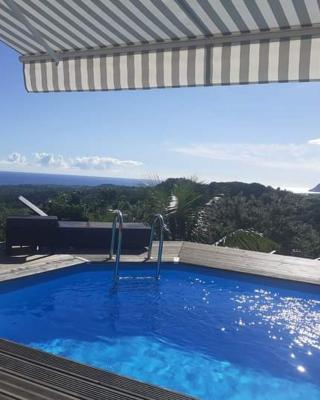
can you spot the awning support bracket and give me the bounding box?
[4,0,60,65]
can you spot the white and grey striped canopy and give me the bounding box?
[1,0,320,92]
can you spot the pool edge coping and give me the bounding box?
[1,241,320,286]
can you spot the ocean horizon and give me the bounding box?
[0,170,152,187]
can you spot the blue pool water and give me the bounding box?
[0,263,319,400]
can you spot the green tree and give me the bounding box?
[166,180,204,240]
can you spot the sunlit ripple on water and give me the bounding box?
[232,288,320,351]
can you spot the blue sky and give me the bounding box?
[1,41,320,191]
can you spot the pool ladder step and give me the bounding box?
[109,211,167,283]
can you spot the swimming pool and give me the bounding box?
[0,263,319,400]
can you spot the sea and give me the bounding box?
[0,170,152,187]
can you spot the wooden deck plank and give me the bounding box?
[0,370,79,400]
[0,253,85,283]
[1,241,320,285]
[0,242,183,283]
[180,241,318,266]
[77,241,183,263]
[0,339,194,400]
[0,393,20,400]
[179,242,320,285]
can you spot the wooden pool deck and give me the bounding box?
[179,242,320,286]
[1,241,320,285]
[0,339,194,400]
[0,249,85,283]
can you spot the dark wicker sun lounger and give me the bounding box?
[6,216,59,254]
[57,220,150,252]
[5,216,150,255]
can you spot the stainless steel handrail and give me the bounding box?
[109,210,124,281]
[147,214,167,280]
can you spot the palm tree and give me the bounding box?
[166,180,203,240]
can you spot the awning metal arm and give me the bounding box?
[19,24,320,64]
[4,0,60,65]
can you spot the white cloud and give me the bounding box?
[34,153,68,168]
[71,156,142,170]
[308,138,320,145]
[0,152,143,172]
[172,142,320,172]
[5,152,26,165]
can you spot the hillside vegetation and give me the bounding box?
[215,229,280,253]
[1,179,320,258]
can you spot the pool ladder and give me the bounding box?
[109,211,167,282]
[109,210,124,282]
[147,214,167,280]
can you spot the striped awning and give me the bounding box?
[1,0,320,92]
